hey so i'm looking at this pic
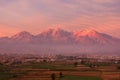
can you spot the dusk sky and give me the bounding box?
[0,0,120,38]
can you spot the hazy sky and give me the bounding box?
[0,0,120,38]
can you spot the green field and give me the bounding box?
[62,76,102,80]
[0,72,15,80]
[0,62,120,80]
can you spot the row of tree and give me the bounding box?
[51,72,63,80]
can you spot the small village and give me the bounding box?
[0,53,120,65]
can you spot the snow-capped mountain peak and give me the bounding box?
[11,31,34,42]
[39,28,71,38]
[73,29,98,37]
[0,29,120,54]
[73,29,118,44]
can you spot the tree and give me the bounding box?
[59,72,63,79]
[74,62,78,67]
[51,73,55,80]
[117,66,120,80]
[81,60,85,65]
[89,64,96,70]
[117,66,120,70]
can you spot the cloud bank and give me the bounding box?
[0,0,120,37]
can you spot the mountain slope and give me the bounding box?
[36,28,72,44]
[11,31,34,42]
[73,29,119,45]
[0,28,120,54]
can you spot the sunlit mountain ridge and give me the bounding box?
[0,28,120,55]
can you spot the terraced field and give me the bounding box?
[0,62,120,80]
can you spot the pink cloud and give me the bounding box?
[0,0,119,38]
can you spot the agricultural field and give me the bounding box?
[0,61,120,80]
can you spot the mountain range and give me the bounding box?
[0,28,120,55]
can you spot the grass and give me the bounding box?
[17,62,76,70]
[1,62,119,80]
[0,72,15,80]
[61,75,102,80]
[0,65,18,80]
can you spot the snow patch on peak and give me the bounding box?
[11,31,34,42]
[41,28,71,37]
[12,31,32,37]
[74,29,98,37]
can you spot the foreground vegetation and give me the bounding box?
[61,76,102,80]
[0,61,120,80]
